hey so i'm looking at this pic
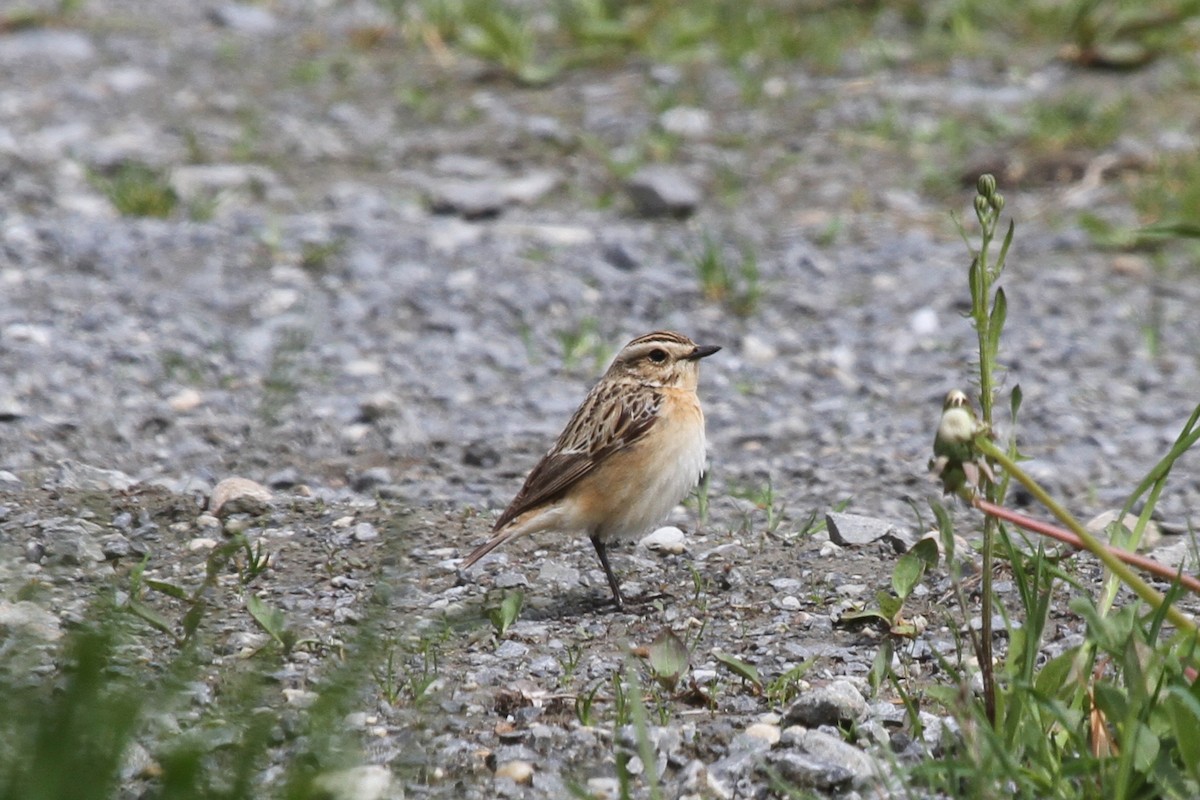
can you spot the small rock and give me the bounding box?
[494,571,529,589]
[209,477,272,516]
[170,164,278,205]
[502,171,558,205]
[495,760,534,785]
[826,511,907,549]
[494,640,529,659]
[538,561,580,589]
[763,751,854,792]
[266,468,301,489]
[428,179,507,219]
[659,106,712,139]
[602,239,641,271]
[207,4,278,34]
[463,441,501,468]
[0,600,62,641]
[357,392,398,422]
[98,533,133,559]
[586,777,620,799]
[910,307,939,336]
[1086,509,1161,552]
[639,526,687,555]
[167,388,204,412]
[51,460,136,492]
[783,680,866,727]
[42,524,107,565]
[188,537,220,552]
[625,166,702,218]
[351,468,392,493]
[310,765,393,800]
[744,722,781,745]
[352,522,379,542]
[283,688,318,708]
[787,728,876,784]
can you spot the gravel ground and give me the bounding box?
[1,2,1199,798]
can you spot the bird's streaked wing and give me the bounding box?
[490,383,662,532]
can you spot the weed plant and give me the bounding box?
[898,175,1200,799]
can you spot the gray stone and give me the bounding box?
[427,179,507,219]
[787,728,877,784]
[826,511,910,551]
[352,522,379,542]
[625,166,702,217]
[50,460,136,492]
[352,468,392,492]
[207,4,279,34]
[0,601,62,641]
[42,522,107,565]
[209,477,273,516]
[783,680,867,727]
[309,765,393,800]
[763,751,854,792]
[99,532,133,559]
[659,106,713,139]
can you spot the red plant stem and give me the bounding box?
[971,497,1200,597]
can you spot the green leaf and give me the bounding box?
[876,591,902,621]
[1034,649,1079,698]
[995,219,1015,274]
[930,501,956,563]
[181,599,206,640]
[246,594,288,643]
[869,638,893,694]
[714,651,762,689]
[145,579,189,600]
[645,629,690,691]
[987,287,1007,358]
[487,590,524,637]
[893,537,938,599]
[1125,719,1160,773]
[1010,384,1023,424]
[127,600,174,636]
[1166,686,1200,783]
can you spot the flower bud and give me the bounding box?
[990,193,1005,213]
[974,195,990,220]
[977,173,996,198]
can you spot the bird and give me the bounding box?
[461,330,720,609]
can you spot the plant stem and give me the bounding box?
[974,438,1197,636]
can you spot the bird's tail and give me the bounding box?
[460,509,560,569]
[460,528,522,570]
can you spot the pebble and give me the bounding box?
[310,765,393,800]
[825,511,900,547]
[659,106,713,139]
[494,759,534,785]
[209,477,273,516]
[352,522,379,542]
[0,600,62,641]
[167,388,204,412]
[639,525,687,555]
[783,680,866,727]
[207,4,279,34]
[625,166,702,218]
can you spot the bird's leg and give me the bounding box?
[590,536,625,609]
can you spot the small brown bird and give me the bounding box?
[461,330,720,608]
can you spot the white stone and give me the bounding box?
[639,526,687,555]
[310,765,393,800]
[495,759,534,784]
[168,388,204,412]
[744,722,781,745]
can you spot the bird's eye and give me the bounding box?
[648,348,668,363]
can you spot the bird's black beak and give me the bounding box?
[687,344,721,360]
